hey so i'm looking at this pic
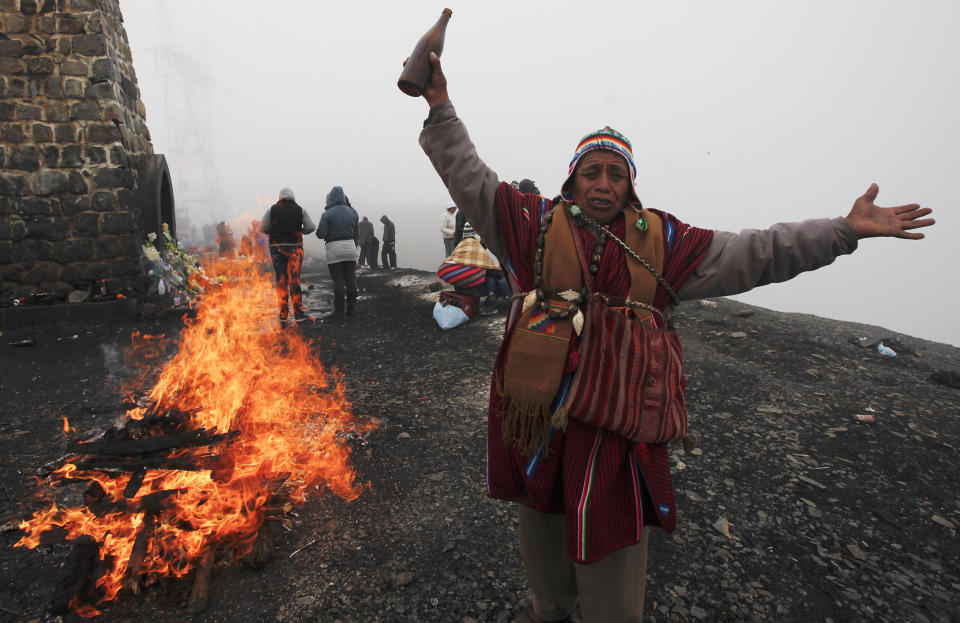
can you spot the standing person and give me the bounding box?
[216,221,236,257]
[358,216,377,268]
[261,187,315,324]
[413,52,934,623]
[380,214,397,269]
[317,186,360,316]
[441,201,458,257]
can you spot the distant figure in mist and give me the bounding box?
[440,201,458,257]
[261,187,315,324]
[358,216,379,269]
[215,221,236,257]
[413,50,935,623]
[317,186,360,316]
[380,214,397,269]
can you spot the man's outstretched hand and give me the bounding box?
[845,183,935,240]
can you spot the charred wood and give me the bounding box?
[125,514,157,594]
[49,537,99,616]
[187,548,216,614]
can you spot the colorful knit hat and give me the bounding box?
[561,126,641,205]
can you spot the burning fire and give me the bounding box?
[16,244,374,613]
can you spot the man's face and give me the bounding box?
[569,150,632,223]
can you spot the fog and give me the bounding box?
[121,1,958,346]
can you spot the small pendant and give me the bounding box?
[635,215,648,231]
[568,204,582,217]
[522,290,537,314]
[572,309,584,336]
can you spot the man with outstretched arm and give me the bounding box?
[413,51,933,623]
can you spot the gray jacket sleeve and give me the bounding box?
[418,101,506,262]
[301,209,316,235]
[678,217,859,301]
[261,207,272,235]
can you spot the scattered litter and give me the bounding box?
[854,414,875,424]
[932,514,956,530]
[289,538,317,558]
[396,432,411,440]
[699,300,718,309]
[732,309,755,317]
[729,331,747,339]
[756,406,784,415]
[797,475,827,490]
[876,342,896,357]
[9,339,35,347]
[712,517,738,540]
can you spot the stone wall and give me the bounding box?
[0,0,170,305]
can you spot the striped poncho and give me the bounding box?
[487,182,713,564]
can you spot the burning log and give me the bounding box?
[187,548,216,614]
[241,520,273,568]
[125,514,157,594]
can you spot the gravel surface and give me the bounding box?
[1,267,957,623]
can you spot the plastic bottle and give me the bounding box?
[877,342,896,357]
[397,8,452,97]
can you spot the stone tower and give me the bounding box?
[0,0,173,307]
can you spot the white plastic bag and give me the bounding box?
[433,301,470,330]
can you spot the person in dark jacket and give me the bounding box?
[358,216,379,269]
[317,186,360,316]
[261,187,315,324]
[380,214,397,268]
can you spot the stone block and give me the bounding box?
[41,145,59,167]
[25,216,68,241]
[13,239,39,262]
[0,241,11,263]
[45,102,70,122]
[109,145,128,166]
[83,146,105,164]
[91,57,114,80]
[22,40,43,55]
[0,58,26,75]
[60,59,87,75]
[91,191,115,211]
[17,197,52,216]
[22,261,60,285]
[9,146,40,171]
[38,0,56,13]
[96,235,123,258]
[56,15,84,34]
[101,211,134,234]
[84,81,113,100]
[74,212,99,236]
[119,75,137,101]
[54,124,76,143]
[64,78,84,99]
[0,174,29,196]
[68,170,87,194]
[7,78,25,98]
[18,104,42,120]
[0,102,14,121]
[1,14,29,35]
[69,0,98,11]
[86,124,119,144]
[0,124,27,143]
[110,255,144,277]
[117,233,140,256]
[21,0,37,14]
[60,144,82,167]
[93,167,133,189]
[61,195,89,215]
[32,123,54,143]
[71,100,100,121]
[33,169,68,195]
[0,0,17,11]
[54,238,94,262]
[9,219,27,241]
[0,39,23,57]
[60,261,96,283]
[85,11,101,33]
[72,34,106,57]
[43,75,65,99]
[116,188,138,210]
[26,57,54,75]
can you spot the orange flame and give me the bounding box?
[16,240,374,610]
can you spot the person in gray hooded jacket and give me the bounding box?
[317,186,360,316]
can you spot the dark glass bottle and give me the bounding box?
[397,8,452,97]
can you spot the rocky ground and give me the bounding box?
[0,266,958,623]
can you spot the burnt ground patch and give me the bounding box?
[1,268,958,622]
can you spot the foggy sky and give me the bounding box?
[121,1,958,346]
